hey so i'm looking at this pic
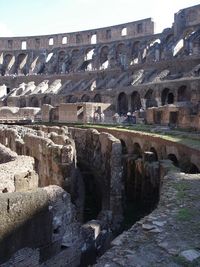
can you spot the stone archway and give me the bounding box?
[29,96,39,107]
[42,95,51,105]
[168,154,179,167]
[177,85,188,102]
[131,91,142,111]
[81,94,90,102]
[145,89,157,108]
[118,92,128,114]
[20,98,26,108]
[93,94,101,103]
[65,95,77,103]
[167,93,174,104]
[161,88,174,105]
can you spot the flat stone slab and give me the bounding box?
[180,249,200,262]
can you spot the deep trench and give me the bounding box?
[76,151,161,266]
[77,162,102,223]
[121,153,160,230]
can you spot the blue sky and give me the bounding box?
[0,0,199,37]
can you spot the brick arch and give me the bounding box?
[131,91,142,111]
[100,46,109,65]
[161,88,174,105]
[117,92,128,114]
[144,89,158,108]
[29,96,39,107]
[93,94,101,103]
[81,94,90,102]
[42,95,52,105]
[65,95,77,103]
[177,85,190,102]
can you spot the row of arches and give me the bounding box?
[0,35,167,75]
[20,93,102,108]
[120,140,199,174]
[117,85,192,114]
[65,93,102,104]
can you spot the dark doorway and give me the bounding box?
[131,91,142,111]
[154,111,162,124]
[118,92,128,114]
[167,93,174,104]
[169,112,178,126]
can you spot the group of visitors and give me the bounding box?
[93,110,105,123]
[113,108,145,124]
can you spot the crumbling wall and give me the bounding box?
[0,125,76,188]
[69,127,123,229]
[0,185,80,266]
[0,143,38,193]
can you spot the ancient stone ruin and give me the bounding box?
[0,3,200,267]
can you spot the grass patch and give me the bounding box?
[34,121,200,151]
[176,208,194,221]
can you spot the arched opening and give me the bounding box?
[76,34,82,44]
[161,88,174,105]
[62,36,67,44]
[181,161,199,174]
[21,41,27,50]
[121,28,127,36]
[188,164,199,174]
[82,48,94,71]
[167,92,174,104]
[93,94,101,103]
[100,46,109,68]
[91,34,97,44]
[85,48,94,61]
[120,139,128,154]
[71,49,79,66]
[177,85,188,102]
[132,143,142,158]
[131,91,142,111]
[16,53,27,74]
[132,41,140,55]
[58,51,65,62]
[72,49,79,57]
[29,96,39,107]
[116,43,126,59]
[145,89,157,108]
[42,96,51,105]
[168,154,179,167]
[165,34,174,44]
[6,87,10,94]
[20,98,26,108]
[58,51,66,73]
[118,92,128,114]
[150,147,158,161]
[65,95,77,103]
[48,38,54,46]
[81,94,90,102]
[3,54,13,74]
[131,41,140,64]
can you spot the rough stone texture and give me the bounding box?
[0,186,81,266]
[0,143,38,193]
[69,127,124,229]
[0,4,199,265]
[95,164,200,266]
[0,125,76,188]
